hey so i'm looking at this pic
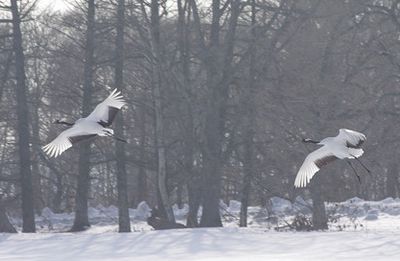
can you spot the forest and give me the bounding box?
[1,0,400,236]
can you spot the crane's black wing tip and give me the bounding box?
[68,134,98,144]
[98,106,120,127]
[314,155,338,168]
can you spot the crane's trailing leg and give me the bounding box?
[113,136,127,143]
[352,156,371,176]
[346,160,361,184]
[103,129,127,143]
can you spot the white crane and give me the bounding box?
[43,89,126,158]
[294,128,370,188]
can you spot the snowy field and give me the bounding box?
[1,229,400,261]
[2,197,400,260]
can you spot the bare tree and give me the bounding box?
[114,0,131,232]
[10,0,35,233]
[71,0,96,232]
[0,202,16,233]
[2,0,400,232]
[188,0,242,227]
[150,0,175,223]
[240,0,257,227]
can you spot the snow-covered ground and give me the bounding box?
[2,197,400,260]
[1,228,400,261]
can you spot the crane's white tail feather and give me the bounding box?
[348,148,364,158]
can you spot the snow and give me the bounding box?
[364,209,379,221]
[134,201,151,220]
[228,200,241,213]
[1,229,400,260]
[172,203,189,219]
[2,197,400,260]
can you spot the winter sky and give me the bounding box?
[37,0,70,12]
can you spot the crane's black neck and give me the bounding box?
[302,138,320,144]
[54,119,74,126]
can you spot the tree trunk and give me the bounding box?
[239,138,254,227]
[176,183,183,209]
[186,180,201,227]
[0,52,12,106]
[177,0,200,227]
[10,0,35,233]
[52,174,63,213]
[198,0,223,228]
[71,0,96,232]
[199,0,240,228]
[137,105,147,204]
[150,0,175,223]
[114,0,131,232]
[0,204,17,233]
[386,162,399,198]
[311,182,328,230]
[239,0,256,228]
[32,61,44,215]
[31,102,43,215]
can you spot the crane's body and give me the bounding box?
[318,137,363,159]
[73,118,114,136]
[294,129,367,188]
[43,89,126,158]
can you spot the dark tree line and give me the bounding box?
[1,0,400,232]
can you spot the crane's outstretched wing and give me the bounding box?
[294,146,338,188]
[86,89,126,127]
[337,129,366,149]
[42,126,97,158]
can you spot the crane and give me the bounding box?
[294,128,369,188]
[43,89,126,158]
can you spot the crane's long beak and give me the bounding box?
[302,138,320,144]
[53,119,74,126]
